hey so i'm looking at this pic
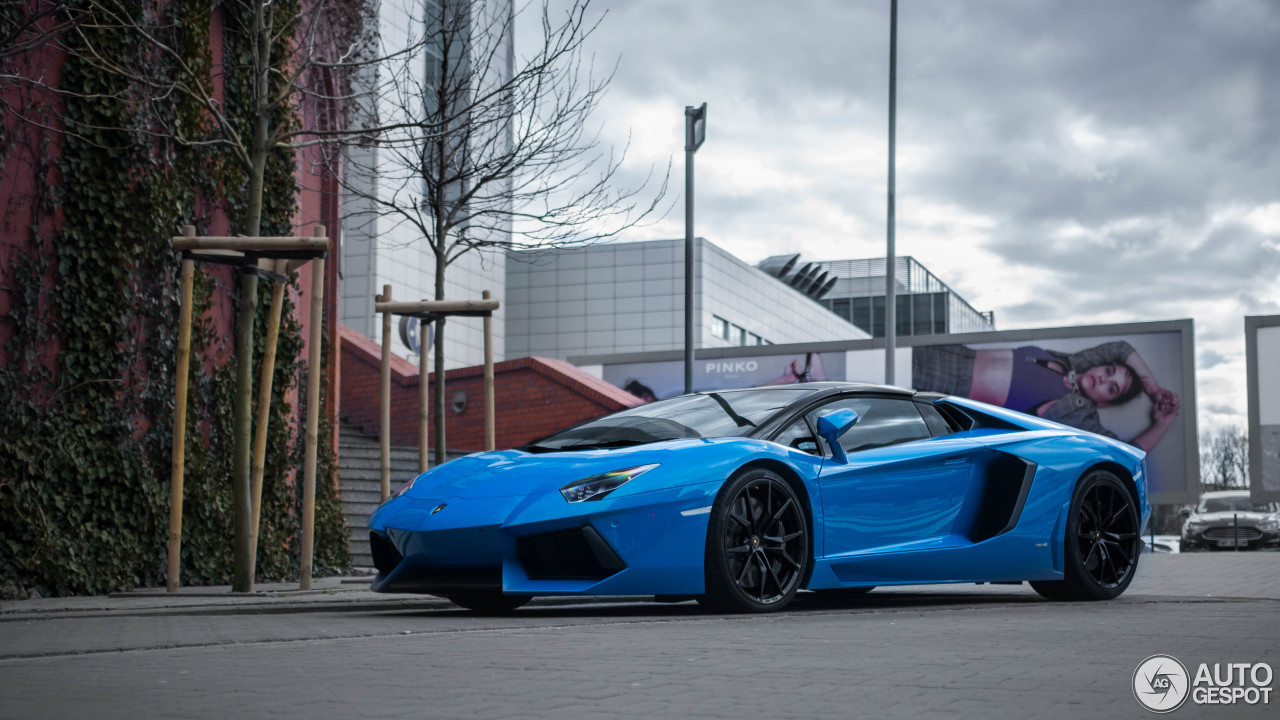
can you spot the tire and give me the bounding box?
[699,467,810,613]
[445,592,530,614]
[1031,470,1141,602]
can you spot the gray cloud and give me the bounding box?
[1199,350,1229,370]
[521,0,1280,431]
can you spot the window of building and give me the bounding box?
[711,316,729,339]
[913,294,934,336]
[731,324,747,346]
[832,297,852,322]
[749,333,762,346]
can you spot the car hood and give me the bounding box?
[1188,511,1274,524]
[403,439,709,499]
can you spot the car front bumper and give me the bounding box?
[1181,525,1280,551]
[368,480,722,597]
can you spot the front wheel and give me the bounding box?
[1031,470,1140,601]
[699,468,810,613]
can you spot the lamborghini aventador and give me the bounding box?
[368,383,1149,613]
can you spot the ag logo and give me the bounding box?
[1134,654,1190,713]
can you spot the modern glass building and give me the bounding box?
[757,255,995,338]
[505,238,869,360]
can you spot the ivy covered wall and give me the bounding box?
[0,0,349,596]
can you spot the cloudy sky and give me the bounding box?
[518,0,1280,436]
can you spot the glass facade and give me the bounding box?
[817,257,995,338]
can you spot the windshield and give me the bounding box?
[1197,496,1278,513]
[525,388,816,451]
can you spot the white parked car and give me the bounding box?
[1180,491,1280,552]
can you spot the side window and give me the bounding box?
[808,397,930,455]
[773,418,819,455]
[915,402,954,437]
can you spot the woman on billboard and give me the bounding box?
[913,341,1180,452]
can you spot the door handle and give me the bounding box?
[943,456,967,465]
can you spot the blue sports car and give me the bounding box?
[369,383,1149,613]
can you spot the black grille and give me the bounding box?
[370,531,404,576]
[1204,527,1263,541]
[517,526,626,581]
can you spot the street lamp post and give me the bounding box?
[684,102,707,395]
[885,0,898,386]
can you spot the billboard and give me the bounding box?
[603,351,847,401]
[904,328,1193,504]
[586,320,1198,504]
[1246,315,1280,503]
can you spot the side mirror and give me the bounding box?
[1178,508,1191,518]
[815,408,860,464]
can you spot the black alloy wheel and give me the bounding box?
[700,468,809,613]
[445,592,530,614]
[1031,470,1140,601]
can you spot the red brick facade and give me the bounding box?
[340,325,641,451]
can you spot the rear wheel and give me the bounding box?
[445,592,530,614]
[1031,470,1140,601]
[699,468,809,613]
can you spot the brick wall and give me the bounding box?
[340,325,641,451]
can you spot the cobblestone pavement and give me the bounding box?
[1,555,1277,719]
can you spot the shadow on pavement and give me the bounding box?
[385,587,1054,621]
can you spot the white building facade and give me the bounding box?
[505,238,869,361]
[341,0,511,370]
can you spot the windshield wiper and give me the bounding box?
[557,439,651,450]
[522,438,652,453]
[706,392,757,428]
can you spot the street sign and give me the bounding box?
[686,102,707,152]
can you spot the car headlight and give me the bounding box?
[387,476,418,502]
[1259,518,1280,532]
[560,464,658,503]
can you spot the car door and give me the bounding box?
[811,396,983,558]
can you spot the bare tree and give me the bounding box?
[1,0,449,591]
[1,1,78,79]
[1,0,81,125]
[1200,426,1249,491]
[340,0,666,466]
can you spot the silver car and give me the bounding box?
[1180,491,1280,551]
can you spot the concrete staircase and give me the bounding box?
[337,421,470,568]
[338,422,421,568]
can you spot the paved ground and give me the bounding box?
[1,553,1277,719]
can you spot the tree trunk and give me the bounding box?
[433,246,447,468]
[230,0,275,593]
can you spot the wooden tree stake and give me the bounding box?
[379,285,393,501]
[166,227,197,593]
[299,226,327,590]
[483,290,495,452]
[419,312,430,473]
[248,258,286,583]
